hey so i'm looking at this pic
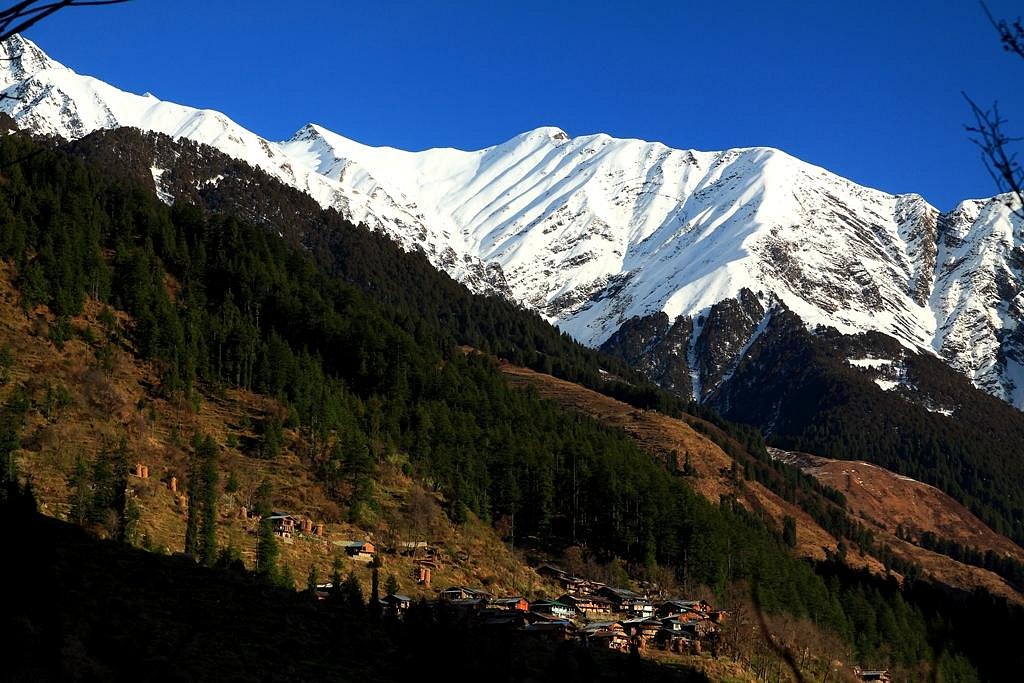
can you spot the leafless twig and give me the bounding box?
[964,3,1024,219]
[982,0,1024,61]
[0,1,131,43]
[964,94,1024,219]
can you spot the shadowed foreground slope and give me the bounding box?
[4,497,708,683]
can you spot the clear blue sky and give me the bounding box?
[24,0,1024,209]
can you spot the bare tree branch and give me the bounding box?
[963,93,1024,219]
[982,0,1024,60]
[965,3,1024,219]
[0,1,130,43]
[751,587,806,683]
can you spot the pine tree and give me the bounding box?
[330,556,343,600]
[253,478,273,517]
[256,518,278,582]
[306,566,319,596]
[343,571,364,615]
[368,563,382,621]
[184,488,199,558]
[783,515,798,548]
[277,562,295,590]
[69,454,90,525]
[197,434,219,566]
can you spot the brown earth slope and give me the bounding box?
[769,448,1024,564]
[499,361,1024,604]
[769,448,1024,604]
[499,361,849,565]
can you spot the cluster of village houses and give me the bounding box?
[268,514,889,679]
[264,513,721,653]
[314,558,727,655]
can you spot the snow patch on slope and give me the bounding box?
[149,166,172,205]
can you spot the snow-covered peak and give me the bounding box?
[0,34,65,88]
[5,35,1024,407]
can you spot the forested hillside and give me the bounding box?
[1,129,1022,680]
[709,313,1024,546]
[68,128,681,415]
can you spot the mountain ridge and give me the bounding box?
[3,35,1024,409]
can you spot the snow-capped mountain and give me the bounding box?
[3,35,1024,408]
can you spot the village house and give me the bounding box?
[478,609,529,630]
[655,628,698,654]
[671,615,719,640]
[492,596,529,612]
[655,599,711,618]
[534,564,604,595]
[622,617,663,647]
[529,599,575,620]
[449,597,489,614]
[854,669,892,683]
[438,586,492,602]
[522,620,576,641]
[598,586,655,619]
[580,621,630,652]
[572,578,607,596]
[265,513,296,539]
[383,593,412,616]
[557,593,613,618]
[313,582,334,601]
[661,614,692,633]
[334,540,376,562]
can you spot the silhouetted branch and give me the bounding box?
[0,0,130,43]
[964,94,1024,218]
[982,0,1024,60]
[751,587,806,683]
[965,3,1024,219]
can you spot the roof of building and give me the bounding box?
[440,585,490,596]
[524,621,574,632]
[581,621,623,633]
[529,599,571,608]
[660,599,709,608]
[450,597,488,606]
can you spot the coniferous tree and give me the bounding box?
[306,566,318,596]
[69,453,90,526]
[330,556,344,600]
[253,478,273,517]
[183,490,199,558]
[783,516,798,548]
[196,434,220,565]
[343,571,364,615]
[256,518,279,582]
[277,562,295,590]
[368,562,382,621]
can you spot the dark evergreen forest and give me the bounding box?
[1,131,1021,679]
[712,315,1024,547]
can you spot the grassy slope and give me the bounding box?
[1,261,550,601]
